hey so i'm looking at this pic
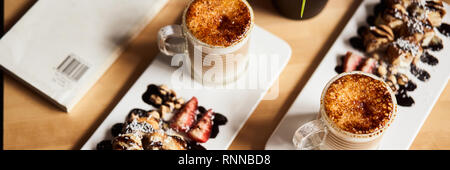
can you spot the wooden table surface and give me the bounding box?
[3,0,450,150]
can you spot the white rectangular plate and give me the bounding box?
[266,1,450,150]
[82,25,292,150]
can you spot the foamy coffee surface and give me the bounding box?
[324,74,394,135]
[186,0,252,47]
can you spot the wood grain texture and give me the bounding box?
[3,0,450,150]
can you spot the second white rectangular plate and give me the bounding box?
[266,1,450,150]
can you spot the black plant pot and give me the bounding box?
[273,0,328,20]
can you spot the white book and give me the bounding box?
[0,0,168,112]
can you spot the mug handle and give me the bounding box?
[292,119,328,150]
[157,25,187,56]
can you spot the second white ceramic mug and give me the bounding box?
[292,71,398,150]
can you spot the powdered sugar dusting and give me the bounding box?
[393,38,421,57]
[123,119,155,135]
[407,17,425,33]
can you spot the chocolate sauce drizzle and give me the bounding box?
[198,106,228,139]
[349,36,365,52]
[366,15,376,26]
[142,84,170,108]
[373,2,386,16]
[334,55,345,74]
[438,23,450,37]
[424,42,443,51]
[420,52,439,66]
[396,87,415,107]
[410,64,431,82]
[403,80,417,92]
[111,123,124,137]
[96,140,113,150]
[396,80,417,107]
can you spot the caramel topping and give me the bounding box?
[185,0,252,47]
[324,74,394,134]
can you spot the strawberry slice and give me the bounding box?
[170,97,198,132]
[188,109,214,143]
[343,51,363,72]
[359,58,377,73]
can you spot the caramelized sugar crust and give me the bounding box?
[186,0,251,47]
[324,74,394,134]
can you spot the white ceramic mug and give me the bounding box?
[292,71,398,150]
[157,0,255,85]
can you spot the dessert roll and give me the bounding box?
[387,37,423,67]
[112,133,143,150]
[375,4,408,31]
[126,109,161,131]
[425,1,446,27]
[362,25,395,53]
[409,0,446,27]
[142,131,187,150]
[399,17,435,46]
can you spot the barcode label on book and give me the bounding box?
[56,55,89,81]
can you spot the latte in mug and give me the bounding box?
[293,72,397,150]
[158,0,254,85]
[185,0,252,47]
